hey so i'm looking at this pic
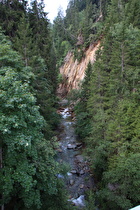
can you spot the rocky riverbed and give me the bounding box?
[56,100,93,208]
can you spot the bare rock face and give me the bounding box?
[57,41,100,97]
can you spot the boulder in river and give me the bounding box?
[70,169,77,174]
[67,143,77,149]
[67,172,72,176]
[71,195,85,207]
[76,142,83,147]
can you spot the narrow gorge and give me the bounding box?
[55,41,100,208]
[1,0,139,209]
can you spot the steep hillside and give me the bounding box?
[57,41,100,96]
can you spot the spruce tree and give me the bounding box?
[14,14,33,67]
[75,62,93,140]
[0,0,26,38]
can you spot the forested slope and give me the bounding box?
[54,0,140,209]
[0,1,70,209]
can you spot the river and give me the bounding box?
[56,99,93,209]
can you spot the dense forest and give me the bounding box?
[0,0,140,209]
[53,0,140,209]
[0,0,69,209]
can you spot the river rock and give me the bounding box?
[67,143,76,149]
[79,184,84,189]
[57,174,64,179]
[75,155,84,163]
[74,142,83,150]
[76,142,83,147]
[69,179,75,186]
[71,195,85,207]
[71,169,77,174]
[67,172,72,176]
[79,170,85,175]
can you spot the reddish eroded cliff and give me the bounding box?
[57,41,100,97]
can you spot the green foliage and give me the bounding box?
[0,0,59,130]
[0,30,67,210]
[98,153,140,210]
[74,0,140,209]
[86,190,97,210]
[67,88,81,102]
[1,0,140,209]
[52,0,104,67]
[52,9,73,67]
[30,55,59,133]
[73,47,85,62]
[57,73,63,84]
[75,62,93,140]
[14,14,33,67]
[12,1,59,131]
[0,0,26,38]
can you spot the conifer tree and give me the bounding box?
[75,62,93,140]
[28,0,50,64]
[14,14,33,67]
[0,0,26,38]
[13,9,59,133]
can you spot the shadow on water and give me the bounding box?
[56,99,94,209]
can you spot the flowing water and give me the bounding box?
[56,100,93,209]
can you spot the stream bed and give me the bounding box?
[56,100,93,208]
